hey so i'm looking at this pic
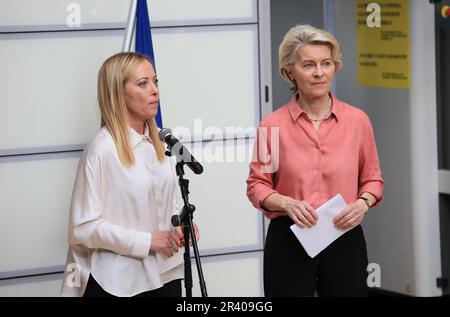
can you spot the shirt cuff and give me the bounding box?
[251,186,278,210]
[131,231,152,259]
[359,183,383,207]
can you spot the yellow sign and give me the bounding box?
[356,0,409,88]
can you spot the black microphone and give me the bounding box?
[158,128,204,175]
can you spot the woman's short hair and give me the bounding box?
[97,52,165,165]
[279,24,342,93]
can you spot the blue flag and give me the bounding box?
[136,0,162,128]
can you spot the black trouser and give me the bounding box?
[264,216,368,297]
[83,275,182,297]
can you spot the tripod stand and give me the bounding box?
[166,149,208,297]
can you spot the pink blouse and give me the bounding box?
[246,94,384,219]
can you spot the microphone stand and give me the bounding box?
[165,146,208,297]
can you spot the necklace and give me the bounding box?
[305,97,332,122]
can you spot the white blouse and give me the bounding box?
[61,127,183,297]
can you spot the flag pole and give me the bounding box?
[122,0,138,52]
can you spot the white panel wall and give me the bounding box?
[0,0,130,28]
[0,143,262,275]
[187,139,262,253]
[0,275,63,297]
[154,25,259,139]
[0,252,262,297]
[0,155,79,272]
[0,0,255,30]
[149,0,256,24]
[0,0,270,297]
[0,26,258,151]
[188,252,263,297]
[0,32,119,150]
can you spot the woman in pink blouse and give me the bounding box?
[246,25,384,297]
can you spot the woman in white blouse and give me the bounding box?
[61,52,197,297]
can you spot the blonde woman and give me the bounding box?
[247,25,384,296]
[61,52,197,297]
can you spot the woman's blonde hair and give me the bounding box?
[97,52,166,166]
[279,24,342,93]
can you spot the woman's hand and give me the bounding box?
[333,199,369,230]
[175,221,200,246]
[282,196,318,228]
[150,230,183,257]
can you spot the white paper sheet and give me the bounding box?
[290,194,350,258]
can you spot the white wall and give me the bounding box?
[0,0,272,297]
[408,0,441,297]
